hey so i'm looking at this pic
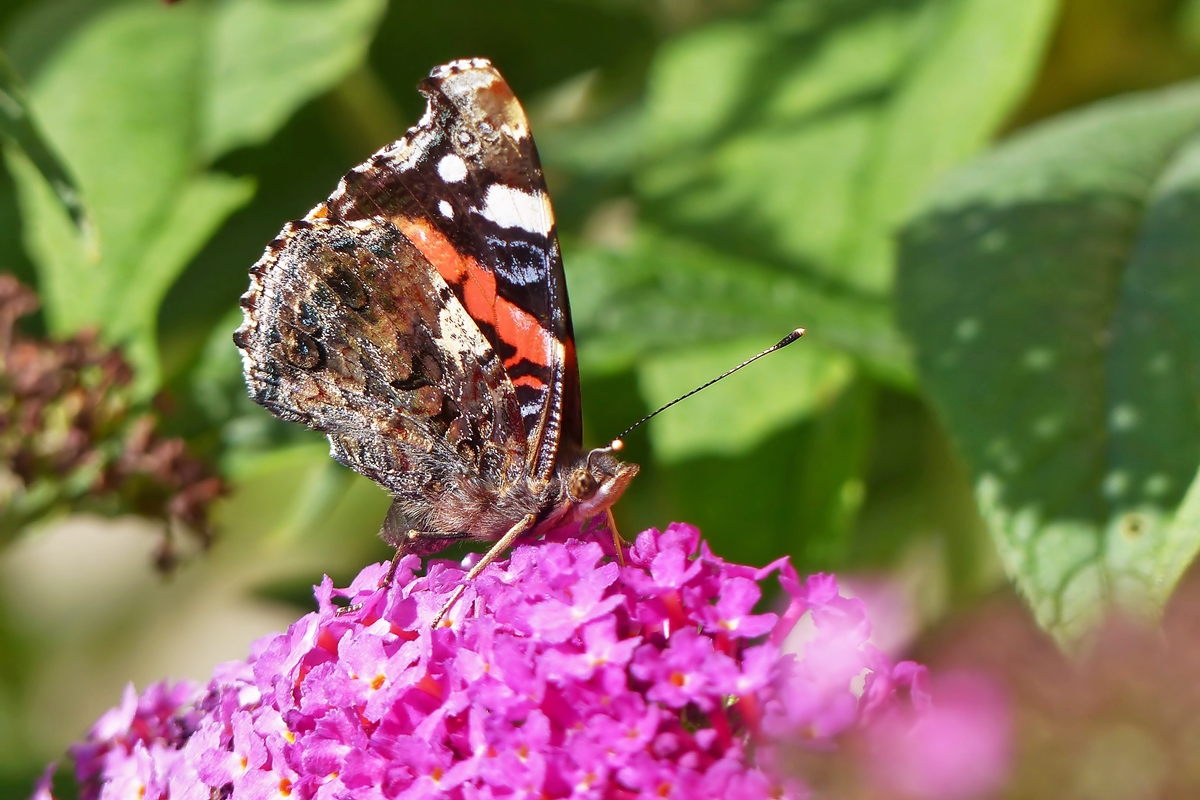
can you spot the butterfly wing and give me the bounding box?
[321,58,581,481]
[235,217,526,509]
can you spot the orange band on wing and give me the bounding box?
[511,373,549,390]
[393,215,554,371]
[563,333,578,372]
[492,295,552,370]
[392,215,482,291]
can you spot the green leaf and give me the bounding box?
[639,0,1058,294]
[0,48,86,232]
[6,1,229,385]
[191,306,254,426]
[119,173,255,389]
[5,0,384,390]
[897,82,1200,642]
[28,3,202,284]
[1154,466,1200,606]
[791,380,875,571]
[571,0,1056,465]
[638,335,854,462]
[4,146,97,322]
[201,0,388,160]
[844,0,1062,289]
[566,228,913,385]
[655,424,809,569]
[641,20,764,155]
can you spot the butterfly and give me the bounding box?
[234,58,638,619]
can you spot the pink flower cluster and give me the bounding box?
[42,524,948,800]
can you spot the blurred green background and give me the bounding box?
[3,0,1200,797]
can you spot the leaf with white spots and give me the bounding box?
[897,82,1200,643]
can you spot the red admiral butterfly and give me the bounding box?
[235,59,638,618]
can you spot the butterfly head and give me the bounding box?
[563,446,639,521]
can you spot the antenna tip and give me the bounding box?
[610,439,624,452]
[776,327,806,348]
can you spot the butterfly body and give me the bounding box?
[236,59,637,575]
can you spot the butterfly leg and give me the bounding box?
[377,500,472,587]
[606,507,626,568]
[381,530,473,587]
[383,545,406,588]
[430,512,537,627]
[336,528,470,617]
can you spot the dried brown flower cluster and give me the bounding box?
[0,274,222,565]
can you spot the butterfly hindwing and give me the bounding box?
[236,217,526,505]
[323,59,581,479]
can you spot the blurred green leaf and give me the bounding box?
[190,307,255,426]
[638,335,854,462]
[0,48,85,233]
[849,390,999,602]
[791,379,875,571]
[657,423,808,569]
[567,228,913,384]
[553,0,1056,466]
[1153,465,1200,608]
[113,173,256,382]
[201,0,388,159]
[25,3,204,321]
[897,82,1200,642]
[639,0,1058,294]
[4,147,93,318]
[641,20,762,155]
[3,0,385,392]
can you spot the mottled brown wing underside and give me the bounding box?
[235,218,526,503]
[326,59,582,480]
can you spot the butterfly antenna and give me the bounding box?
[598,327,806,455]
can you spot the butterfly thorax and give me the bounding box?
[380,447,637,555]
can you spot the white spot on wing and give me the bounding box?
[238,344,256,375]
[477,184,554,236]
[438,154,468,183]
[439,200,454,219]
[431,58,494,78]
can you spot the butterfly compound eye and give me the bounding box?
[568,468,599,501]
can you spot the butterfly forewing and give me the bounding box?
[323,59,581,479]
